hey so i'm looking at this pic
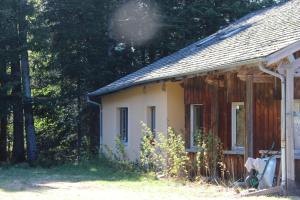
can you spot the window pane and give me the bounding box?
[120,108,128,143]
[194,105,203,132]
[151,107,156,134]
[236,104,245,147]
[192,105,204,146]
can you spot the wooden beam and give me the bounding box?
[205,76,225,87]
[238,74,274,83]
[279,58,300,70]
[245,75,254,167]
[241,186,283,197]
[211,84,219,177]
[266,41,300,65]
[285,67,295,188]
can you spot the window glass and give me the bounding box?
[232,102,245,150]
[191,104,204,147]
[236,104,245,147]
[119,107,128,143]
[150,107,156,134]
[147,106,156,137]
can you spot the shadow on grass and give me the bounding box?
[0,158,152,193]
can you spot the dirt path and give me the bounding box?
[1,180,298,200]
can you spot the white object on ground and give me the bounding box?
[257,157,276,189]
[244,157,277,189]
[253,158,266,174]
[245,157,256,173]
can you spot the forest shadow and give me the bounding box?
[0,159,149,193]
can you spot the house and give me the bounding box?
[88,0,300,189]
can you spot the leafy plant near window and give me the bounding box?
[140,124,156,171]
[140,123,189,179]
[190,129,226,181]
[102,136,135,171]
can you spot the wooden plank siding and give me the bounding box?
[183,72,299,180]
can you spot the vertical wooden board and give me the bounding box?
[253,84,258,157]
[275,100,281,149]
[184,79,188,104]
[295,159,300,183]
[269,100,275,148]
[198,77,203,103]
[294,78,300,99]
[245,75,254,162]
[262,86,267,149]
[191,78,195,104]
[220,86,226,149]
[185,104,191,148]
[253,84,258,156]
[268,83,274,149]
[255,88,263,156]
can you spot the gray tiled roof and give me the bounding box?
[89,0,300,96]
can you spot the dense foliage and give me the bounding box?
[0,0,282,165]
[140,124,189,178]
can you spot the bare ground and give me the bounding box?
[0,179,299,200]
[0,162,299,200]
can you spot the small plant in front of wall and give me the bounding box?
[140,123,156,172]
[191,129,226,183]
[101,137,136,171]
[140,123,189,180]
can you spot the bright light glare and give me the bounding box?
[110,1,161,46]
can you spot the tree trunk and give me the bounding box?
[19,0,38,164]
[0,113,8,162]
[77,80,82,162]
[0,57,8,162]
[12,60,26,163]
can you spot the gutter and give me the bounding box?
[87,96,103,153]
[258,62,287,190]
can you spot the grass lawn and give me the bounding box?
[0,159,299,200]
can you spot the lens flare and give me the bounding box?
[110,1,161,46]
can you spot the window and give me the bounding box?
[294,100,300,151]
[119,107,128,143]
[190,104,204,147]
[231,102,245,150]
[147,106,156,136]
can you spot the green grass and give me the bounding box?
[0,159,299,200]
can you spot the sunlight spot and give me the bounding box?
[89,167,98,172]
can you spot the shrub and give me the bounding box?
[140,124,156,171]
[140,123,189,179]
[190,130,226,180]
[102,136,136,171]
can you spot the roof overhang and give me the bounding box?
[88,57,265,97]
[88,40,300,98]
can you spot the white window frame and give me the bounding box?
[190,104,204,148]
[231,102,245,151]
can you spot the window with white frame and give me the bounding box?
[294,100,300,151]
[119,107,128,143]
[190,104,204,147]
[147,106,156,137]
[231,102,245,150]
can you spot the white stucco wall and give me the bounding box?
[101,81,185,161]
[166,82,185,134]
[101,83,168,161]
